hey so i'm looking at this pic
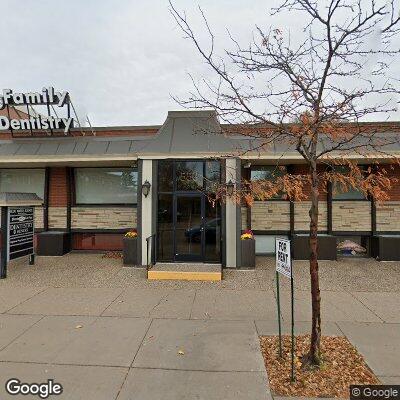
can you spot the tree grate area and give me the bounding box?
[259,335,379,398]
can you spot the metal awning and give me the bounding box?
[0,110,399,165]
[0,192,43,206]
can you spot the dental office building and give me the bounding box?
[1,108,400,267]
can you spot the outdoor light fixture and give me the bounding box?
[226,180,235,196]
[142,180,151,198]
[243,161,252,169]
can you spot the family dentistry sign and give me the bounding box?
[0,87,74,134]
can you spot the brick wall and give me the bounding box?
[47,167,69,229]
[291,165,327,200]
[48,167,69,207]
[332,201,371,231]
[294,201,328,231]
[71,207,137,230]
[251,201,290,231]
[377,165,400,201]
[376,201,400,231]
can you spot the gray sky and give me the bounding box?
[1,0,398,126]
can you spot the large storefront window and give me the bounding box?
[250,165,286,199]
[0,169,45,199]
[332,166,366,200]
[75,168,138,204]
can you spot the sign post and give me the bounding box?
[275,237,295,383]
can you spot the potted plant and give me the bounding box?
[240,229,255,269]
[123,229,138,265]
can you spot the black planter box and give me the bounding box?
[371,235,400,261]
[37,231,71,256]
[292,234,337,260]
[123,237,138,265]
[241,239,256,269]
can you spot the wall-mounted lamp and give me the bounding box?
[142,180,151,198]
[226,180,235,196]
[243,161,252,169]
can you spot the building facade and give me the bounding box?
[1,110,400,267]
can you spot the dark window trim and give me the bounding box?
[72,203,138,208]
[331,198,370,202]
[71,229,133,233]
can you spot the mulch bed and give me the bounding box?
[259,335,379,398]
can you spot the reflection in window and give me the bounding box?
[332,166,365,200]
[0,169,45,199]
[176,161,203,191]
[250,166,286,199]
[75,168,138,204]
[158,160,173,192]
[205,160,221,192]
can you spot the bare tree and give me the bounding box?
[170,0,400,367]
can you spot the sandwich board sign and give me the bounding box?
[7,207,34,261]
[0,192,42,279]
[275,238,291,278]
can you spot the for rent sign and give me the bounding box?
[275,238,291,278]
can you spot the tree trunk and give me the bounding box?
[307,163,322,366]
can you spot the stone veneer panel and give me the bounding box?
[376,201,400,231]
[72,207,137,230]
[241,206,248,230]
[332,201,371,231]
[294,202,328,231]
[34,206,44,229]
[251,201,290,231]
[48,207,67,229]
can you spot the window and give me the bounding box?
[332,166,365,200]
[0,169,45,199]
[75,168,138,205]
[158,160,221,193]
[250,165,286,199]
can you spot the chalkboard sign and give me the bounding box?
[7,207,34,261]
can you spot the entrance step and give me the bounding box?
[147,263,222,281]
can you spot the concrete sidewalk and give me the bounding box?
[0,255,399,398]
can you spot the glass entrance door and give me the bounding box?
[174,194,203,262]
[156,160,222,263]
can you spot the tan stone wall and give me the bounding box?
[376,201,400,231]
[294,202,328,231]
[48,207,67,229]
[72,207,137,230]
[251,201,290,231]
[332,201,371,231]
[241,206,248,230]
[34,206,44,229]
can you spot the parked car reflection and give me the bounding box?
[184,218,221,243]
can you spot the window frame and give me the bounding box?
[0,167,46,201]
[73,166,139,207]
